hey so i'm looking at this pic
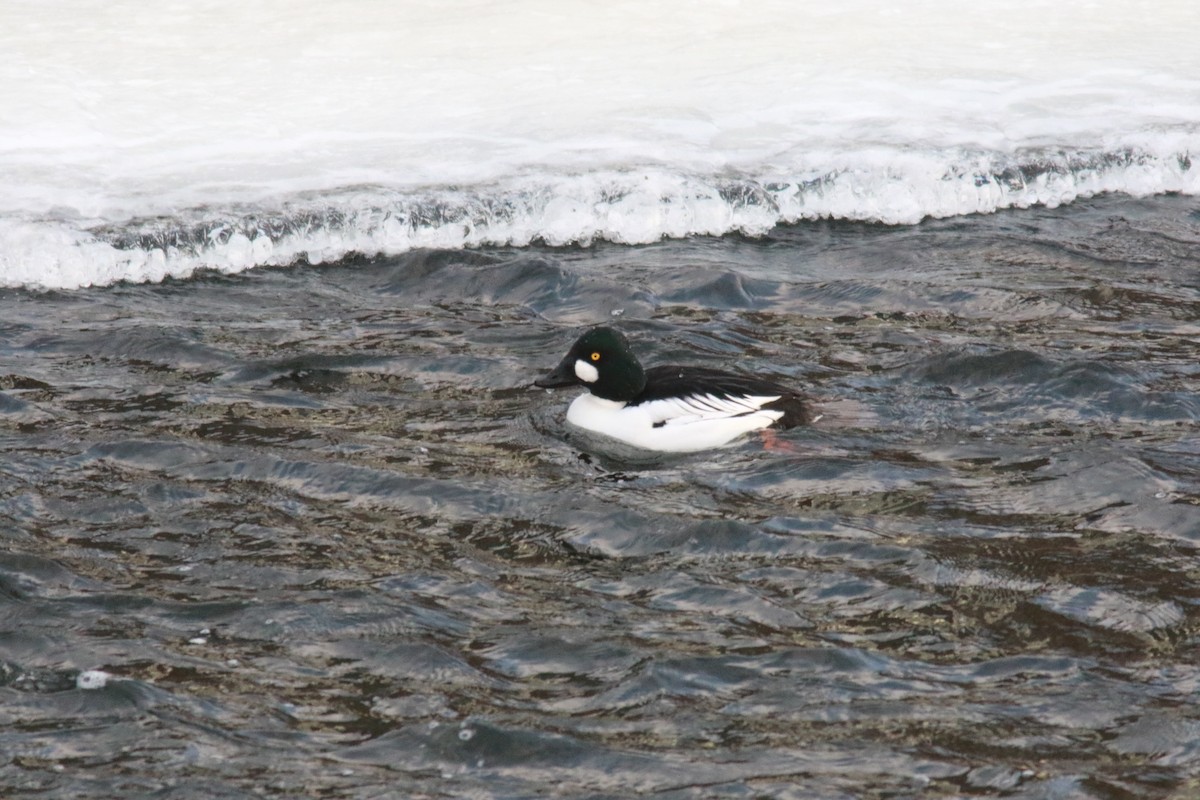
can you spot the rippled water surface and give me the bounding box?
[2,195,1199,798]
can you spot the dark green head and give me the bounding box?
[534,326,647,402]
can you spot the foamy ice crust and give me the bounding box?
[1,0,1197,289]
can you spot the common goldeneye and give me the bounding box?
[534,326,812,452]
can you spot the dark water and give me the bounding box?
[2,194,1198,799]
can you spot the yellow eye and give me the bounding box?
[590,352,601,362]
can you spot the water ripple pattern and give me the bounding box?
[1,195,1198,798]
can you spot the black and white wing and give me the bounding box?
[636,366,811,428]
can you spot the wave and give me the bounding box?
[3,142,1195,291]
[4,1,1198,291]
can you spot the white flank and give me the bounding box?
[565,391,784,452]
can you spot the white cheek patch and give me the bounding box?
[574,358,599,383]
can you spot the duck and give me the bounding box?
[534,326,813,452]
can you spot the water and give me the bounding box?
[3,194,1199,798]
[2,3,1200,798]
